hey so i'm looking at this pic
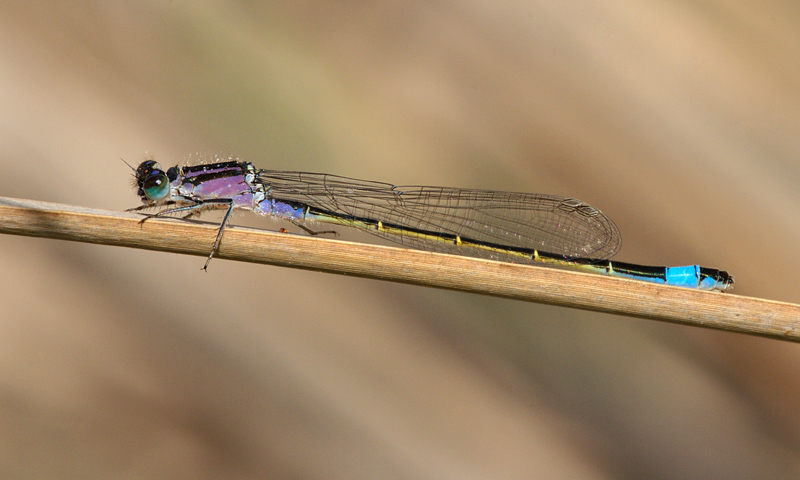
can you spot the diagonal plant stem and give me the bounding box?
[1,196,798,342]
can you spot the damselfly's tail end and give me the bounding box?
[699,268,734,291]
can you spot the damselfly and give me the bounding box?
[127,159,733,291]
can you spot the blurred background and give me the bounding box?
[1,1,800,478]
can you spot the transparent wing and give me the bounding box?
[256,170,621,261]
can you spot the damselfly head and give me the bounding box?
[135,160,171,202]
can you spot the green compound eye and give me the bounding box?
[142,170,170,200]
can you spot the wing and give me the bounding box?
[255,170,621,261]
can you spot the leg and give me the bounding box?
[290,220,338,237]
[129,201,208,225]
[203,199,235,271]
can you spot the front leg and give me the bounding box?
[129,200,208,226]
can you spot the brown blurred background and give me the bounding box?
[1,1,800,478]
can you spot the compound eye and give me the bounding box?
[141,170,170,200]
